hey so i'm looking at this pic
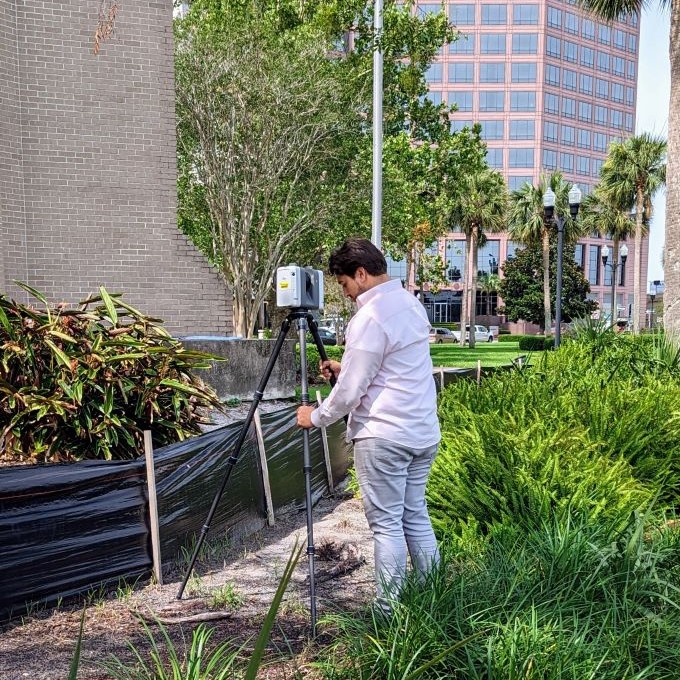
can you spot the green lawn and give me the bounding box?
[430,340,532,368]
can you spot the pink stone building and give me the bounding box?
[393,0,646,330]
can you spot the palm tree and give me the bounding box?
[448,167,507,347]
[509,173,582,334]
[580,187,637,322]
[598,134,666,333]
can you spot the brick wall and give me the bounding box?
[0,0,232,335]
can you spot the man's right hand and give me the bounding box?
[320,359,341,381]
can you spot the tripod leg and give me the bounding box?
[176,318,292,599]
[307,316,337,387]
[297,316,317,636]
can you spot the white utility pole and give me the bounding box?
[371,0,384,249]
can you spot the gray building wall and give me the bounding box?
[0,0,232,335]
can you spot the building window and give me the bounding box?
[543,149,558,170]
[625,113,634,131]
[448,91,473,111]
[595,105,608,125]
[512,33,538,54]
[509,148,535,168]
[425,64,443,83]
[588,245,600,285]
[479,90,505,111]
[560,152,574,172]
[577,129,591,149]
[581,46,594,67]
[545,64,560,86]
[561,125,575,145]
[547,7,561,28]
[625,86,634,105]
[579,73,593,95]
[597,51,610,72]
[511,62,537,82]
[449,62,474,83]
[417,4,443,17]
[449,34,475,54]
[577,155,590,175]
[562,96,576,118]
[511,91,536,111]
[611,110,623,128]
[511,119,535,139]
[450,3,476,24]
[543,121,558,142]
[513,3,539,24]
[564,12,578,33]
[546,35,561,57]
[421,91,442,105]
[486,147,504,168]
[480,33,507,53]
[479,119,504,139]
[582,18,595,39]
[614,29,626,49]
[445,239,466,282]
[598,24,611,44]
[594,132,607,152]
[596,78,609,99]
[631,13,638,26]
[544,92,559,114]
[574,243,585,269]
[480,62,505,82]
[592,158,604,175]
[613,56,625,76]
[450,119,474,132]
[578,101,592,122]
[481,4,507,24]
[611,83,624,103]
[508,176,532,191]
[562,69,577,91]
[563,40,578,62]
[628,33,637,52]
[627,60,636,78]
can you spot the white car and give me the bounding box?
[452,325,495,343]
[428,327,458,344]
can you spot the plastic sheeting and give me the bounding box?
[0,404,350,619]
[0,459,150,618]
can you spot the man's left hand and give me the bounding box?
[296,405,316,429]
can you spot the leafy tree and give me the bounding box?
[499,243,597,329]
[478,272,501,316]
[579,186,637,321]
[598,133,666,333]
[509,173,582,335]
[446,167,507,347]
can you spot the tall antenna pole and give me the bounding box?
[371,0,384,249]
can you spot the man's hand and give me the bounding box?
[320,359,341,382]
[297,404,316,429]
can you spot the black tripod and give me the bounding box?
[176,309,335,636]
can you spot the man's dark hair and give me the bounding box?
[328,238,387,277]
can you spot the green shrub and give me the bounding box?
[518,335,548,351]
[497,333,519,342]
[0,284,223,464]
[297,343,345,383]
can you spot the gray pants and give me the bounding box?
[354,438,440,604]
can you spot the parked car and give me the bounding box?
[452,325,495,343]
[428,327,458,344]
[308,327,337,346]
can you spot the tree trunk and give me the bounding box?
[611,238,619,324]
[469,226,478,349]
[542,227,552,335]
[460,233,471,345]
[665,3,680,334]
[633,187,644,334]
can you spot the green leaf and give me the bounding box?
[14,281,48,305]
[44,339,72,369]
[99,287,118,325]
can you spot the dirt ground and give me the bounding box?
[0,482,375,680]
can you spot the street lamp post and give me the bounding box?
[543,184,582,349]
[601,243,628,326]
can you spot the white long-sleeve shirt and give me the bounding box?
[310,279,440,448]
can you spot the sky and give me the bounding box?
[637,7,670,286]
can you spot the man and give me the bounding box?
[297,238,441,609]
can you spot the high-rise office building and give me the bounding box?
[399,1,645,329]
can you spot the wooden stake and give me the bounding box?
[143,430,163,585]
[254,408,275,526]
